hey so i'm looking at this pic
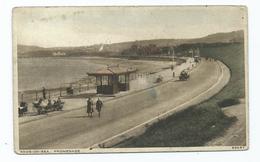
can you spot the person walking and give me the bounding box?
[96,98,103,118]
[87,97,94,117]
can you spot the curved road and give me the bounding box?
[18,60,230,151]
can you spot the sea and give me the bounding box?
[17,57,107,91]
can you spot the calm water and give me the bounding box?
[18,57,168,92]
[18,57,107,91]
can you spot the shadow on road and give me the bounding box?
[64,115,89,119]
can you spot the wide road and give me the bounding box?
[18,60,230,151]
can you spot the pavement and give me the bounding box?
[17,59,230,151]
[206,99,247,146]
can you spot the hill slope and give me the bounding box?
[17,30,244,57]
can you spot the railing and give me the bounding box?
[18,83,96,103]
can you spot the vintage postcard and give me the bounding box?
[13,6,248,154]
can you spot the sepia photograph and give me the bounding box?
[12,6,248,154]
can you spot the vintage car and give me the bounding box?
[179,70,190,81]
[33,98,64,115]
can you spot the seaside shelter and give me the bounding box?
[87,65,137,94]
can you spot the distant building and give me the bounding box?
[53,51,66,56]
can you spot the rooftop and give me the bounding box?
[87,65,137,76]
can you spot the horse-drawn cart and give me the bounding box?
[33,98,64,115]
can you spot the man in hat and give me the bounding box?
[96,98,103,118]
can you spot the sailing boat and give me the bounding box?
[98,44,104,52]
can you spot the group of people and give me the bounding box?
[42,86,104,118]
[86,97,103,118]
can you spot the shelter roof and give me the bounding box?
[87,65,137,76]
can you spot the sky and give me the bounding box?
[13,6,247,47]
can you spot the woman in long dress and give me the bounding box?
[87,97,94,117]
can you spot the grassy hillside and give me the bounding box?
[115,43,245,147]
[200,43,245,99]
[18,30,243,58]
